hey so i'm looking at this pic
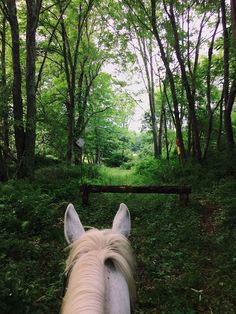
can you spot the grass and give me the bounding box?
[93,166,136,185]
[0,161,236,313]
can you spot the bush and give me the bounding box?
[134,153,236,188]
[104,152,129,167]
[35,163,99,184]
[35,154,61,168]
[135,157,185,184]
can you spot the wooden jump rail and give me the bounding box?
[80,184,192,206]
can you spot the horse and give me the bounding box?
[61,203,135,314]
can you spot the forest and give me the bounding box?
[0,0,236,313]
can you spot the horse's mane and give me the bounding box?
[61,228,135,314]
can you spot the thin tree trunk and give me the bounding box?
[192,12,207,99]
[221,0,229,105]
[23,0,41,177]
[6,0,25,176]
[59,0,94,164]
[158,105,164,156]
[135,35,160,158]
[75,59,103,163]
[0,15,8,180]
[187,116,192,157]
[163,105,169,160]
[149,41,160,158]
[221,0,234,150]
[5,0,41,178]
[95,126,101,165]
[162,79,176,128]
[166,0,201,161]
[66,99,75,164]
[217,96,224,150]
[224,77,236,149]
[186,5,193,78]
[0,146,7,181]
[203,15,220,159]
[232,0,236,48]
[159,80,167,157]
[59,10,74,164]
[35,0,71,92]
[151,0,185,159]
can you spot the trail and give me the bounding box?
[98,167,137,185]
[80,167,236,313]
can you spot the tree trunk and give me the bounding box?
[163,105,169,160]
[59,1,94,164]
[158,105,164,157]
[217,96,223,150]
[59,6,75,165]
[65,98,75,164]
[23,0,41,177]
[151,0,185,159]
[187,115,192,157]
[167,1,201,161]
[95,126,101,165]
[6,0,41,178]
[74,70,85,165]
[6,0,25,176]
[232,0,236,48]
[224,77,236,149]
[134,35,159,158]
[0,15,8,180]
[0,146,7,181]
[203,15,220,159]
[221,0,234,151]
[147,40,160,158]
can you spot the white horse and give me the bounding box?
[61,203,135,314]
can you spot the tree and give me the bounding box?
[221,0,235,152]
[232,0,236,47]
[1,0,42,178]
[140,0,186,159]
[58,0,95,164]
[136,35,160,158]
[0,13,9,180]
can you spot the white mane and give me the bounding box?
[61,228,135,314]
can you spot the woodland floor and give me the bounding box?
[0,165,236,313]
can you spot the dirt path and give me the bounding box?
[198,199,221,234]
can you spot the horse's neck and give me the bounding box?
[105,261,131,314]
[62,254,131,314]
[62,253,105,314]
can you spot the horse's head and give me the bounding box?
[64,202,131,244]
[62,203,135,314]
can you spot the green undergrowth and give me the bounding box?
[0,160,236,313]
[134,154,236,189]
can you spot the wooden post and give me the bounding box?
[81,184,89,205]
[180,193,189,206]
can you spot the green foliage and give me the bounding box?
[135,153,236,189]
[1,0,236,312]
[0,159,236,313]
[0,163,100,313]
[0,182,62,313]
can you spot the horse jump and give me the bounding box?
[80,184,192,206]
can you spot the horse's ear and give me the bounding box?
[64,203,85,244]
[112,203,131,237]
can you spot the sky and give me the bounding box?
[103,63,148,132]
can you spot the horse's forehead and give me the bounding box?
[81,228,113,241]
[84,228,110,234]
[102,228,113,235]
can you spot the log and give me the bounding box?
[80,184,191,206]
